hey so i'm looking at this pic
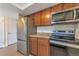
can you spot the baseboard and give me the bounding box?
[8,42,17,46]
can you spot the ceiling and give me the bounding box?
[10,3,58,16]
[11,3,33,10]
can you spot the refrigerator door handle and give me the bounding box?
[18,39,26,41]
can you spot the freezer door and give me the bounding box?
[17,40,27,55]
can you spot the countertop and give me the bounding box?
[29,33,51,39]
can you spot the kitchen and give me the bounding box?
[0,3,79,56]
[17,3,79,56]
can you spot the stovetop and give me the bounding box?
[50,30,75,43]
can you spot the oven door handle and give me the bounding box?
[50,43,67,48]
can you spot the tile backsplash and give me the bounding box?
[37,26,52,33]
[37,24,75,33]
[51,24,75,31]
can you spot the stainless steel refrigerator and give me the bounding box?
[17,16,37,55]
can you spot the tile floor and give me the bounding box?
[0,44,23,56]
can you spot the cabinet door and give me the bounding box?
[38,38,49,56]
[63,3,77,10]
[34,12,41,26]
[41,8,51,25]
[74,3,79,7]
[29,37,38,55]
[52,4,63,12]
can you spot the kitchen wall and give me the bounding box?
[0,3,19,46]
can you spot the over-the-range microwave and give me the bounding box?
[51,7,79,24]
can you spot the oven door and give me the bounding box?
[50,43,69,56]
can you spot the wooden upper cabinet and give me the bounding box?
[34,8,51,26]
[63,3,78,10]
[41,8,51,25]
[52,4,63,12]
[74,3,79,7]
[34,12,41,26]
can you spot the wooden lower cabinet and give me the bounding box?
[29,37,50,56]
[38,38,49,56]
[29,37,38,55]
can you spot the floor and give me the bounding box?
[0,44,23,56]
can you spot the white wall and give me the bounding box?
[0,3,19,19]
[0,17,5,48]
[0,3,19,46]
